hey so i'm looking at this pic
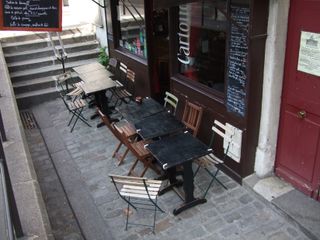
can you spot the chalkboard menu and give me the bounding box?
[226,5,250,117]
[0,0,62,31]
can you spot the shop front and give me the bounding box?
[105,0,269,182]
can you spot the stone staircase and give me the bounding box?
[0,24,100,109]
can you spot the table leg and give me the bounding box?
[172,161,206,215]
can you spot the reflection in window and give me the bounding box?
[118,0,146,58]
[177,1,227,92]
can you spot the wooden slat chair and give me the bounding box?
[97,109,136,165]
[163,91,179,116]
[53,71,73,94]
[107,57,118,78]
[117,130,161,177]
[109,175,164,233]
[181,100,203,136]
[113,68,135,105]
[194,120,231,198]
[58,91,91,132]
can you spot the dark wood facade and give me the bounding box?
[104,0,269,183]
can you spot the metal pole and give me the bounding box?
[0,142,23,237]
[0,111,7,142]
[0,158,14,240]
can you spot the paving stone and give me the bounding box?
[23,99,313,240]
[268,231,292,240]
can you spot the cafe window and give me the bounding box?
[117,0,146,58]
[176,0,228,92]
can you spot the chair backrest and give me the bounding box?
[126,68,136,96]
[181,100,203,137]
[163,91,178,115]
[109,174,162,199]
[210,120,234,158]
[97,108,123,141]
[119,62,128,85]
[53,71,72,93]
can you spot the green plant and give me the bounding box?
[98,47,109,66]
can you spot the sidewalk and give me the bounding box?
[26,98,314,240]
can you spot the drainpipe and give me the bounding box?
[255,0,290,177]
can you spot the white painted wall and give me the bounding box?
[254,0,290,177]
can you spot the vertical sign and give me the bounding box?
[0,0,62,32]
[226,5,250,117]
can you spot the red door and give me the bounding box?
[276,0,320,201]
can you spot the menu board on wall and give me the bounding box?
[0,0,62,32]
[226,5,250,117]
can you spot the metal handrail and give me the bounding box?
[119,0,144,27]
[0,136,23,238]
[0,110,7,142]
[0,158,14,240]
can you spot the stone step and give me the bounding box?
[4,40,99,63]
[8,48,100,73]
[16,87,59,109]
[10,58,100,83]
[0,23,95,43]
[12,75,80,95]
[1,32,96,54]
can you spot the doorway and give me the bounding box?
[276,0,320,201]
[151,9,170,102]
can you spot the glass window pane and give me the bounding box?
[118,0,146,58]
[177,1,227,92]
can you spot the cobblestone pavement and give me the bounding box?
[25,127,84,240]
[28,98,311,240]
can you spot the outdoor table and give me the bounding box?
[73,62,106,75]
[146,132,210,215]
[116,97,165,124]
[134,111,184,140]
[73,62,116,127]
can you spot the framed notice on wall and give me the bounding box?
[0,0,62,32]
[297,31,320,77]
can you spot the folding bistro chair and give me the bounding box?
[113,68,136,105]
[106,57,118,77]
[58,91,91,132]
[117,130,161,177]
[53,71,73,94]
[163,91,179,115]
[194,120,231,198]
[97,108,137,165]
[109,175,164,233]
[181,100,203,136]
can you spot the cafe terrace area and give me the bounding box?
[7,61,311,240]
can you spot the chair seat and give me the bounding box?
[131,141,151,158]
[114,88,132,98]
[73,81,85,88]
[68,99,86,110]
[114,122,136,138]
[195,153,224,168]
[67,87,83,97]
[120,182,162,200]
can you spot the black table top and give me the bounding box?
[135,111,184,140]
[116,98,165,124]
[146,132,210,170]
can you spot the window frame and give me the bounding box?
[112,0,148,60]
[170,0,234,102]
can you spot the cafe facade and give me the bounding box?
[103,0,320,200]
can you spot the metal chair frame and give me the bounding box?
[194,120,232,197]
[109,175,164,233]
[58,91,91,132]
[163,91,179,115]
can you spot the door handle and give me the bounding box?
[297,110,306,119]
